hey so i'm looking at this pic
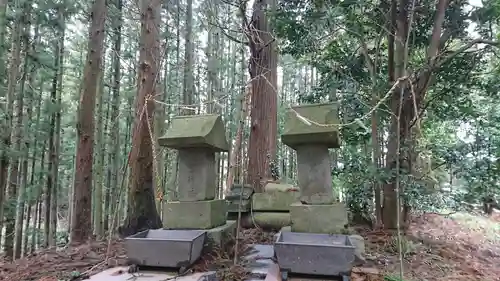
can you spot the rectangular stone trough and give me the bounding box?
[125,229,206,268]
[274,232,355,276]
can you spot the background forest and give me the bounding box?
[0,0,499,274]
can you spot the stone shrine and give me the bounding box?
[281,103,348,234]
[158,114,235,246]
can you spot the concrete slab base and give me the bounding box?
[289,202,348,234]
[243,244,277,281]
[88,267,208,281]
[205,220,236,248]
[163,199,227,229]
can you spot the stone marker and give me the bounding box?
[281,103,347,234]
[159,114,235,246]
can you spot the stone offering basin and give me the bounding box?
[274,231,355,276]
[125,229,206,268]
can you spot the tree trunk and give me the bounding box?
[14,5,36,257]
[30,84,45,253]
[226,85,250,192]
[0,3,7,240]
[382,0,448,229]
[50,10,65,246]
[94,58,106,239]
[182,0,194,115]
[246,0,278,192]
[119,0,162,237]
[22,22,40,255]
[71,0,107,244]
[3,0,24,258]
[105,0,122,232]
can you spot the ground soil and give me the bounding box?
[353,212,500,281]
[1,213,499,281]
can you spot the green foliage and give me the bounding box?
[273,0,500,217]
[384,275,408,281]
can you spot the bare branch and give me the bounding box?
[207,21,249,45]
[435,39,499,69]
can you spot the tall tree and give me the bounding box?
[105,0,122,232]
[182,0,194,115]
[3,0,25,258]
[382,0,449,229]
[119,0,162,236]
[13,0,35,258]
[245,0,278,192]
[71,0,107,243]
[0,0,7,244]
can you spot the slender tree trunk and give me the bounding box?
[71,0,107,243]
[182,0,194,115]
[94,60,105,239]
[226,86,250,192]
[15,6,36,257]
[3,0,24,258]
[0,0,7,238]
[105,0,122,233]
[30,82,45,253]
[48,10,65,246]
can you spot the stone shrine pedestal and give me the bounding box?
[159,114,236,247]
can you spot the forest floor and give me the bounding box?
[357,210,500,281]
[1,212,499,281]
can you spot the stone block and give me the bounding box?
[177,148,216,202]
[163,199,227,229]
[349,234,366,265]
[296,144,335,204]
[290,202,348,234]
[227,199,251,213]
[240,212,291,229]
[264,182,298,192]
[252,191,299,211]
[226,184,254,213]
[281,103,340,149]
[159,114,229,152]
[205,221,236,248]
